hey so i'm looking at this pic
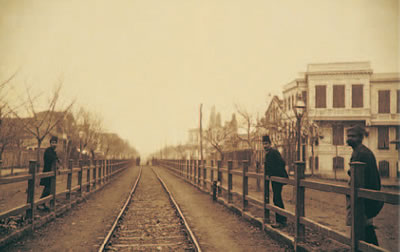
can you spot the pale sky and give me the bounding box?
[0,0,398,158]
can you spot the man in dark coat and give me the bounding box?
[38,136,60,211]
[263,135,288,228]
[346,125,383,245]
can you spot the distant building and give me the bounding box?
[278,62,399,178]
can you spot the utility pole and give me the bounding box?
[200,104,203,162]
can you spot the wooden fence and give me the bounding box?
[0,158,133,247]
[156,159,400,252]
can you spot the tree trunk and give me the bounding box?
[36,140,42,172]
[91,149,95,161]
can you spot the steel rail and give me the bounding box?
[152,167,202,252]
[98,166,142,252]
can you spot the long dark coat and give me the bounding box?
[40,147,58,186]
[349,144,383,219]
[264,148,288,180]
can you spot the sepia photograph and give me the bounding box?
[0,0,398,251]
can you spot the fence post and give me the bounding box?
[228,161,233,203]
[197,160,201,185]
[98,160,102,186]
[186,160,189,179]
[194,160,198,184]
[78,160,83,197]
[210,160,214,192]
[203,160,207,189]
[217,160,222,196]
[183,160,185,177]
[181,160,184,177]
[86,160,91,192]
[100,160,104,184]
[189,160,192,180]
[66,159,73,201]
[191,160,194,182]
[242,161,249,211]
[50,160,57,211]
[104,160,107,183]
[263,159,270,227]
[108,160,111,179]
[93,160,97,190]
[105,160,109,182]
[194,160,196,183]
[26,161,37,221]
[256,161,261,192]
[350,161,366,251]
[294,161,305,248]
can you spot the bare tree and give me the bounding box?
[204,123,234,161]
[75,107,103,160]
[59,111,78,164]
[99,133,115,159]
[0,109,23,161]
[0,72,21,162]
[10,82,74,168]
[235,104,260,167]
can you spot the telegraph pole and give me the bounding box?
[200,104,203,162]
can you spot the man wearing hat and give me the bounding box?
[346,125,383,245]
[38,136,60,211]
[263,135,288,228]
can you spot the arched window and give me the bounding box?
[379,160,390,178]
[333,156,344,170]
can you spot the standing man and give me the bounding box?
[346,125,384,245]
[263,135,288,228]
[38,136,60,211]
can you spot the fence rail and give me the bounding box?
[155,159,399,252]
[0,158,133,247]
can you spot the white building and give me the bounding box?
[280,62,399,178]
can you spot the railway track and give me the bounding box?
[99,166,201,251]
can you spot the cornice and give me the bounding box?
[306,70,373,76]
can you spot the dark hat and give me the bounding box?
[50,136,58,143]
[347,125,366,136]
[262,135,271,143]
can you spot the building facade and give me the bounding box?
[279,62,399,178]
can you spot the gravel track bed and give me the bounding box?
[106,167,193,251]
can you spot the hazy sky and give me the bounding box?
[0,0,398,157]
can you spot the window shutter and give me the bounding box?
[332,125,344,145]
[378,160,390,177]
[378,90,390,113]
[315,85,326,108]
[333,156,344,170]
[352,85,363,108]
[378,127,389,149]
[333,85,345,108]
